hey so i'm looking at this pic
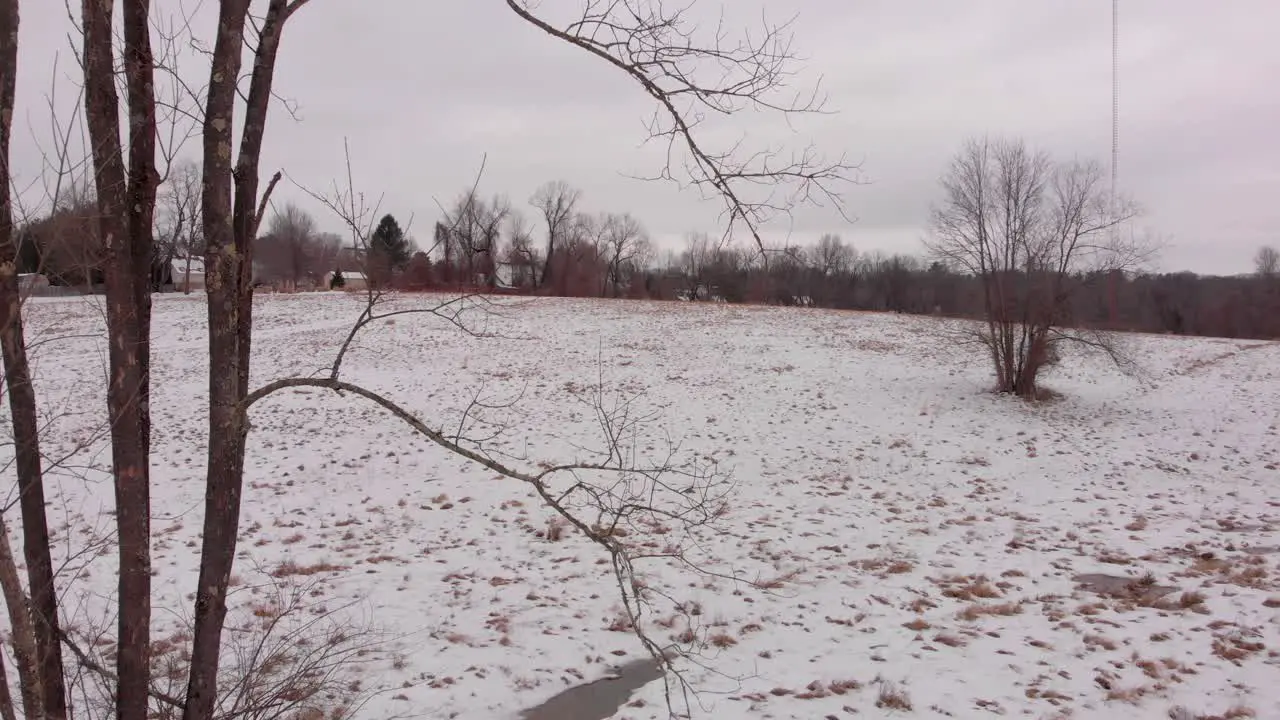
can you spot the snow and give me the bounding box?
[9,293,1280,719]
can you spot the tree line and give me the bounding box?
[15,167,1278,342]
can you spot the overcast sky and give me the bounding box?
[13,0,1279,274]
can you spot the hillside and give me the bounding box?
[11,293,1279,719]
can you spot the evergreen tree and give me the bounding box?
[329,269,346,289]
[370,214,411,270]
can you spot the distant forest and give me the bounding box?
[16,180,1280,342]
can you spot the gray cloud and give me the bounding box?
[13,0,1279,274]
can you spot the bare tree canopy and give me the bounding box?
[530,179,580,287]
[1255,245,1279,278]
[926,136,1148,398]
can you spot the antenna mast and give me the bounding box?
[1108,0,1120,326]
[1111,0,1119,208]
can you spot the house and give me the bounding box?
[161,256,205,293]
[323,270,368,291]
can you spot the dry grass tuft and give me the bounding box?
[1212,634,1265,664]
[936,574,1002,601]
[956,601,1022,621]
[271,560,348,578]
[827,678,862,695]
[876,681,912,711]
[1105,685,1149,704]
[708,632,737,649]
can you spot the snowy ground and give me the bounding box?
[9,292,1280,719]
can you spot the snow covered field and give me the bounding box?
[12,292,1280,719]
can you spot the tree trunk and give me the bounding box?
[540,238,556,288]
[0,648,16,720]
[185,2,293,717]
[184,254,192,293]
[81,0,158,717]
[0,514,42,720]
[0,1,68,716]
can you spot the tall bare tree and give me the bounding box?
[157,158,202,292]
[262,202,318,289]
[599,212,648,297]
[0,1,67,716]
[926,137,1144,398]
[814,233,854,276]
[501,211,540,288]
[188,1,301,717]
[530,179,580,287]
[444,189,508,286]
[80,0,162,716]
[1255,245,1279,278]
[679,231,730,300]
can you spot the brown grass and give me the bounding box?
[853,557,916,576]
[1083,633,1118,651]
[708,632,737,649]
[876,681,912,711]
[1212,635,1265,663]
[827,678,862,695]
[1105,685,1149,704]
[936,574,1002,601]
[271,560,349,578]
[956,601,1022,621]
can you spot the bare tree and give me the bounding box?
[80,0,163,716]
[0,3,67,715]
[599,212,648,297]
[530,180,580,288]
[1255,245,1279,278]
[680,231,730,300]
[21,193,103,289]
[442,189,508,287]
[311,231,343,278]
[506,1,856,259]
[188,0,302,717]
[926,137,1145,398]
[156,158,202,292]
[501,212,540,288]
[814,233,854,276]
[261,202,318,289]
